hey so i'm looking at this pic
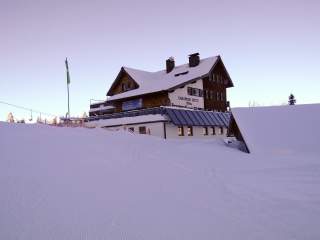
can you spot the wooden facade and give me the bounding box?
[203,60,231,112]
[111,91,169,112]
[107,68,139,96]
[142,92,170,109]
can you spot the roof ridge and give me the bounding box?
[124,56,219,74]
[154,56,219,74]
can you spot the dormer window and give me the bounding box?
[174,71,189,77]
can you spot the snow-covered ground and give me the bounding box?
[232,104,320,155]
[0,122,319,240]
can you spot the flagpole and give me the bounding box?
[65,58,71,118]
[67,80,70,118]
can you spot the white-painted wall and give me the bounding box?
[105,122,165,138]
[165,123,227,139]
[100,118,228,140]
[168,79,204,109]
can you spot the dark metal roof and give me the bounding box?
[86,106,231,128]
[165,108,230,127]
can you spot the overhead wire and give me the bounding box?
[0,100,58,118]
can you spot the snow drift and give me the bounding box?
[0,121,319,239]
[232,104,320,155]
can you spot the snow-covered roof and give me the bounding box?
[231,104,320,155]
[107,56,232,101]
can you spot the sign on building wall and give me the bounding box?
[168,80,204,109]
[122,98,142,111]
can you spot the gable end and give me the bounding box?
[107,67,139,96]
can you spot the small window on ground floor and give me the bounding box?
[203,127,208,135]
[178,126,184,136]
[220,127,224,135]
[187,126,193,136]
[128,127,134,132]
[212,127,216,135]
[139,126,146,134]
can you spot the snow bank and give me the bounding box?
[232,104,320,155]
[0,122,319,239]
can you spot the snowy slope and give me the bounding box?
[232,104,320,155]
[0,122,320,240]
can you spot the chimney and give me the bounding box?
[188,52,200,67]
[166,57,175,73]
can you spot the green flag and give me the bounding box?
[65,58,71,84]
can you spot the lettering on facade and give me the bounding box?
[178,96,199,102]
[177,96,199,106]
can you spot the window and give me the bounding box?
[203,127,208,135]
[216,92,220,101]
[192,88,197,96]
[212,127,216,135]
[212,73,215,82]
[210,91,214,100]
[174,71,189,77]
[139,126,146,134]
[187,126,193,136]
[221,92,224,101]
[122,83,131,92]
[188,87,203,97]
[128,127,134,132]
[219,127,223,135]
[178,126,184,136]
[187,87,192,95]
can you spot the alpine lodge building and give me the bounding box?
[87,53,234,139]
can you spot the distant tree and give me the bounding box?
[7,112,14,123]
[288,94,296,105]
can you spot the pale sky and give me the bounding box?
[1,0,319,121]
